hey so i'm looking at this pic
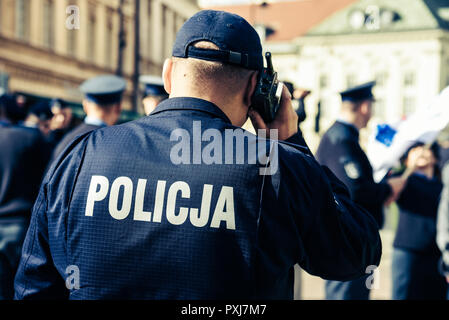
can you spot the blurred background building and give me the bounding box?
[0,0,199,117]
[206,0,449,151]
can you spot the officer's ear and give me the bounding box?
[359,100,372,115]
[243,71,258,108]
[82,99,90,114]
[162,58,173,95]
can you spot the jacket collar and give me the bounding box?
[150,97,232,124]
[84,116,107,127]
[335,120,359,139]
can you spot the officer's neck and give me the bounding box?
[338,112,365,131]
[170,92,247,127]
[83,102,118,126]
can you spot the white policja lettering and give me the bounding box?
[85,175,236,230]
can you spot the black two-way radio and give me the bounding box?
[251,52,283,123]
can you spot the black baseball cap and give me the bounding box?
[172,10,263,71]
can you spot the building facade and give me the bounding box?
[0,0,199,113]
[206,0,358,140]
[266,0,449,150]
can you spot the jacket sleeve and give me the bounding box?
[14,133,90,300]
[13,183,68,300]
[437,164,449,277]
[270,133,382,281]
[329,140,391,226]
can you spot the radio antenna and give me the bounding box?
[265,52,274,76]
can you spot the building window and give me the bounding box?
[319,98,332,119]
[67,29,78,57]
[447,59,449,86]
[376,71,388,87]
[162,5,167,58]
[147,0,152,58]
[403,71,415,87]
[319,74,328,89]
[67,28,77,57]
[403,97,416,117]
[87,9,97,62]
[121,20,128,69]
[105,12,113,68]
[374,98,387,119]
[67,0,78,57]
[173,12,178,36]
[346,74,357,88]
[43,0,55,49]
[15,0,30,41]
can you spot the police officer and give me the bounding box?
[140,75,169,115]
[0,95,52,299]
[14,10,381,299]
[316,82,407,300]
[51,75,126,160]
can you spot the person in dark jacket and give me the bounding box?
[392,142,447,299]
[14,10,381,300]
[0,96,52,299]
[0,94,19,126]
[316,82,407,300]
[51,75,126,162]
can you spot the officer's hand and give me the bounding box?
[248,84,298,141]
[385,176,407,206]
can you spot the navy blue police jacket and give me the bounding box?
[14,98,381,299]
[316,121,392,228]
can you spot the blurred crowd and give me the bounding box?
[0,74,169,299]
[1,72,449,300]
[0,93,79,145]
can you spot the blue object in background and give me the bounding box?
[375,124,397,147]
